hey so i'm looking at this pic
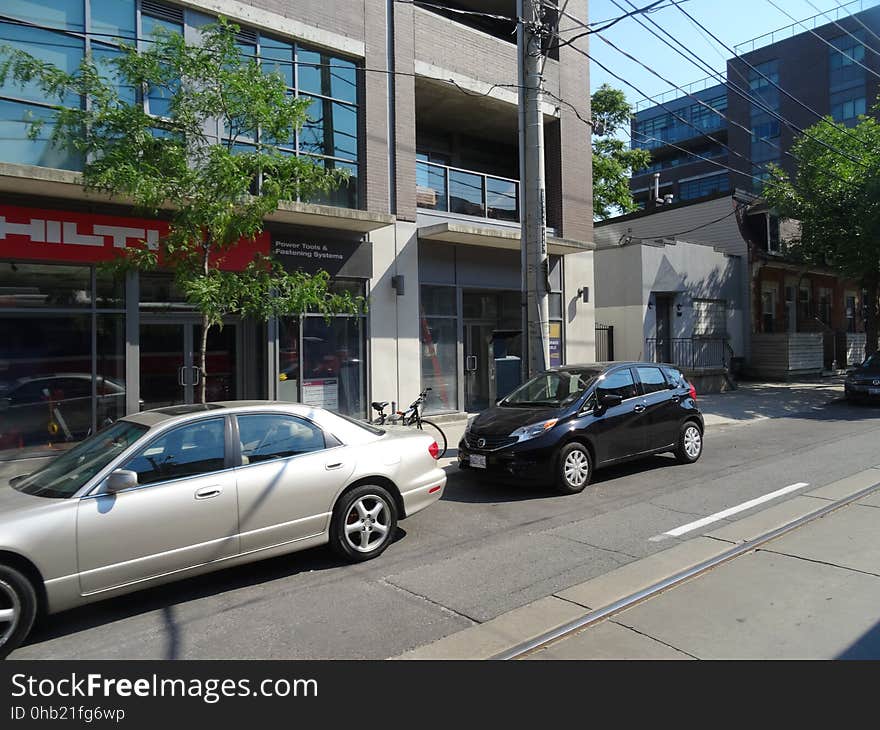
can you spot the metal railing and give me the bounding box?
[733,0,872,55]
[645,337,730,370]
[596,323,615,361]
[416,160,519,222]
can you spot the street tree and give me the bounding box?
[591,84,651,220]
[763,110,880,356]
[0,18,362,402]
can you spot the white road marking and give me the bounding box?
[649,482,810,541]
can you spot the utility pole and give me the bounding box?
[518,0,550,378]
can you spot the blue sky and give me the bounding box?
[587,0,880,106]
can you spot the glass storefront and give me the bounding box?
[277,280,367,418]
[420,285,459,414]
[0,262,126,456]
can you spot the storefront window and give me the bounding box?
[278,281,368,418]
[420,284,458,414]
[0,261,127,457]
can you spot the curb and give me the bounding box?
[393,465,880,660]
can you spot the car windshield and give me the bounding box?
[500,368,602,407]
[11,420,148,499]
[862,353,880,370]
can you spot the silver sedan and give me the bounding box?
[0,401,446,657]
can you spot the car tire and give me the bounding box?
[675,421,704,464]
[330,484,399,563]
[0,564,38,659]
[556,442,592,494]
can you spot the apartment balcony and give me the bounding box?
[416,159,519,223]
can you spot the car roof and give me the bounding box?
[121,401,383,445]
[547,361,666,371]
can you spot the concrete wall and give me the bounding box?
[562,250,596,364]
[595,237,745,363]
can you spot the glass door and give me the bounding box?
[464,322,495,412]
[139,321,238,409]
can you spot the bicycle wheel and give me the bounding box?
[418,419,447,458]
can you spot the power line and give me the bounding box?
[547,0,671,50]
[831,0,880,48]
[801,0,880,61]
[607,0,868,187]
[671,1,873,156]
[767,0,880,81]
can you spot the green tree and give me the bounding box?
[763,111,880,356]
[591,84,651,220]
[0,18,361,402]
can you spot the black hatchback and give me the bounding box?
[458,362,704,494]
[844,352,880,403]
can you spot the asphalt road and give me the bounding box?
[11,396,880,659]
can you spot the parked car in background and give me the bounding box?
[844,352,880,403]
[0,373,126,450]
[459,362,704,494]
[0,401,445,657]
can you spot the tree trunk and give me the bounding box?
[199,239,211,404]
[199,313,209,404]
[865,272,879,357]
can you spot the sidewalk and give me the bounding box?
[397,465,880,660]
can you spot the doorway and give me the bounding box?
[140,320,239,409]
[655,294,673,363]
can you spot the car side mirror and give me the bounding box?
[105,469,138,493]
[598,392,623,409]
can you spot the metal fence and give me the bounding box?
[645,337,730,369]
[596,323,614,361]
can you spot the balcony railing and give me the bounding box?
[416,160,519,223]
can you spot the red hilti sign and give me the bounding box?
[0,205,269,271]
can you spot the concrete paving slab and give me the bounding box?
[384,532,630,623]
[556,537,730,609]
[395,596,587,660]
[703,495,827,543]
[607,550,880,659]
[761,503,880,577]
[857,491,880,509]
[524,620,693,660]
[805,470,880,501]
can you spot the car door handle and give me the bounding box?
[671,396,681,404]
[195,486,222,500]
[325,462,344,470]
[634,404,647,413]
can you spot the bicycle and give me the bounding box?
[370,387,448,458]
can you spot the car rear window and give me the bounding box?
[661,367,686,386]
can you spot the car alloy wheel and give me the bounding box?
[0,579,21,648]
[343,494,392,554]
[684,425,702,459]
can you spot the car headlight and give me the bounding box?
[509,418,558,443]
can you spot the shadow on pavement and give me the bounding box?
[837,617,880,659]
[440,453,680,504]
[22,527,411,650]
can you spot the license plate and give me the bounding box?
[870,388,880,396]
[470,454,487,469]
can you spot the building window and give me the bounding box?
[829,31,866,127]
[846,294,858,333]
[278,280,367,417]
[679,173,729,201]
[0,261,127,456]
[694,299,727,337]
[761,284,777,333]
[420,284,458,414]
[0,2,362,207]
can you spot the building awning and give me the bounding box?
[418,221,594,254]
[0,162,394,233]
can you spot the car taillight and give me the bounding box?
[428,441,439,459]
[688,383,697,402]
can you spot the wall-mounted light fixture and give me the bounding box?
[577,286,589,303]
[676,302,683,317]
[391,274,405,296]
[647,295,654,310]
